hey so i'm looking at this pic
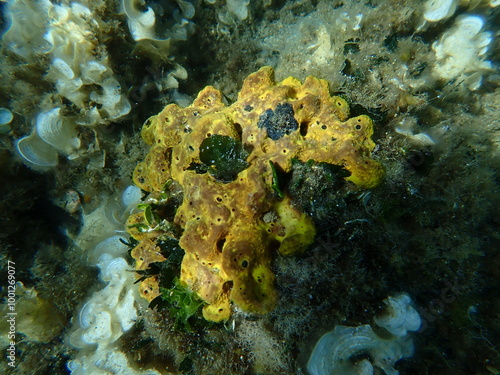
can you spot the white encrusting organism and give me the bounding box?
[67,186,159,374]
[0,108,14,134]
[3,0,130,168]
[375,293,422,337]
[423,0,457,23]
[432,15,493,90]
[307,293,421,375]
[395,116,435,146]
[16,129,59,169]
[15,108,81,169]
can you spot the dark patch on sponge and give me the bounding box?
[257,102,298,140]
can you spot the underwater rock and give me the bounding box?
[59,189,82,214]
[307,293,421,375]
[127,66,383,322]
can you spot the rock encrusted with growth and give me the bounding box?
[127,66,383,322]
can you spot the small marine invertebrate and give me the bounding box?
[1,0,52,59]
[128,66,383,322]
[394,116,435,146]
[205,0,251,24]
[90,235,129,263]
[35,108,80,154]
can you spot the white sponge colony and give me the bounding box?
[1,0,53,59]
[432,15,493,90]
[68,350,161,375]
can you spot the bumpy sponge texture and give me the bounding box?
[128,67,382,322]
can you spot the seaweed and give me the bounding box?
[188,134,249,182]
[151,278,206,331]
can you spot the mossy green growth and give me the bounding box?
[155,278,206,331]
[197,134,249,182]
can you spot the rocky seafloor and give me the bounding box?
[0,0,499,374]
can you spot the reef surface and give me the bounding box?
[0,1,498,374]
